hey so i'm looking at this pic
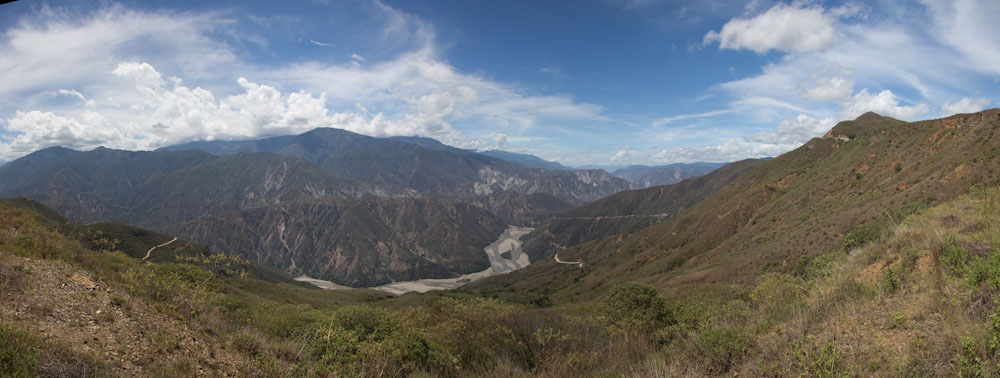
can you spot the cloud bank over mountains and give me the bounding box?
[0,4,603,161]
[0,1,998,165]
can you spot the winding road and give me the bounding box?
[142,237,177,260]
[549,242,583,267]
[550,213,670,221]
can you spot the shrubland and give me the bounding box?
[3,184,1000,376]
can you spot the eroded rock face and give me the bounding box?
[172,197,506,287]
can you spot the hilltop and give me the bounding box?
[472,110,1000,302]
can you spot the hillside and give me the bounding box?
[611,162,726,188]
[160,127,632,204]
[521,158,765,260]
[5,113,1000,377]
[0,148,514,285]
[0,148,370,227]
[172,197,507,287]
[0,199,673,376]
[471,110,1000,302]
[0,198,303,285]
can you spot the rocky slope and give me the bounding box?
[0,148,512,285]
[160,127,633,204]
[172,197,506,287]
[0,148,370,228]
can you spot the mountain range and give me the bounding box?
[610,162,728,188]
[6,110,1000,376]
[0,127,643,285]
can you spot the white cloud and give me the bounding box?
[839,89,928,121]
[745,114,835,145]
[350,53,366,62]
[310,39,334,47]
[941,97,991,116]
[652,138,794,164]
[920,0,1000,75]
[494,133,508,150]
[0,4,606,162]
[55,89,87,102]
[799,76,853,102]
[798,64,854,102]
[704,3,837,53]
[1,110,131,157]
[652,109,735,126]
[610,146,636,162]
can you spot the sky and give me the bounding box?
[1,0,999,167]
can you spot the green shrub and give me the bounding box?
[600,282,674,330]
[691,326,753,374]
[879,267,900,294]
[794,340,843,377]
[968,252,1000,291]
[0,323,36,378]
[940,238,970,276]
[794,253,837,280]
[751,273,806,322]
[843,221,887,251]
[309,306,447,376]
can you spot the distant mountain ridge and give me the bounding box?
[475,150,571,171]
[611,162,726,188]
[160,128,632,206]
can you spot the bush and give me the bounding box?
[751,273,806,322]
[309,306,447,376]
[600,282,674,330]
[691,326,753,374]
[843,221,887,251]
[0,323,36,378]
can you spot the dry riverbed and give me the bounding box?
[294,226,533,294]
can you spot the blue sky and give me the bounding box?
[1,0,998,166]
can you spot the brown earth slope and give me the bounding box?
[472,110,1000,301]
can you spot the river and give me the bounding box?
[294,226,534,295]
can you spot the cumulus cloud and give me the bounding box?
[1,110,131,157]
[652,138,793,164]
[494,133,508,150]
[942,97,991,116]
[0,4,605,161]
[798,64,854,102]
[652,114,833,164]
[703,3,837,53]
[839,89,929,120]
[745,114,836,145]
[610,146,636,162]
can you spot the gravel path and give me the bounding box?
[142,237,177,260]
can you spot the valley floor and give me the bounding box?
[295,226,534,295]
